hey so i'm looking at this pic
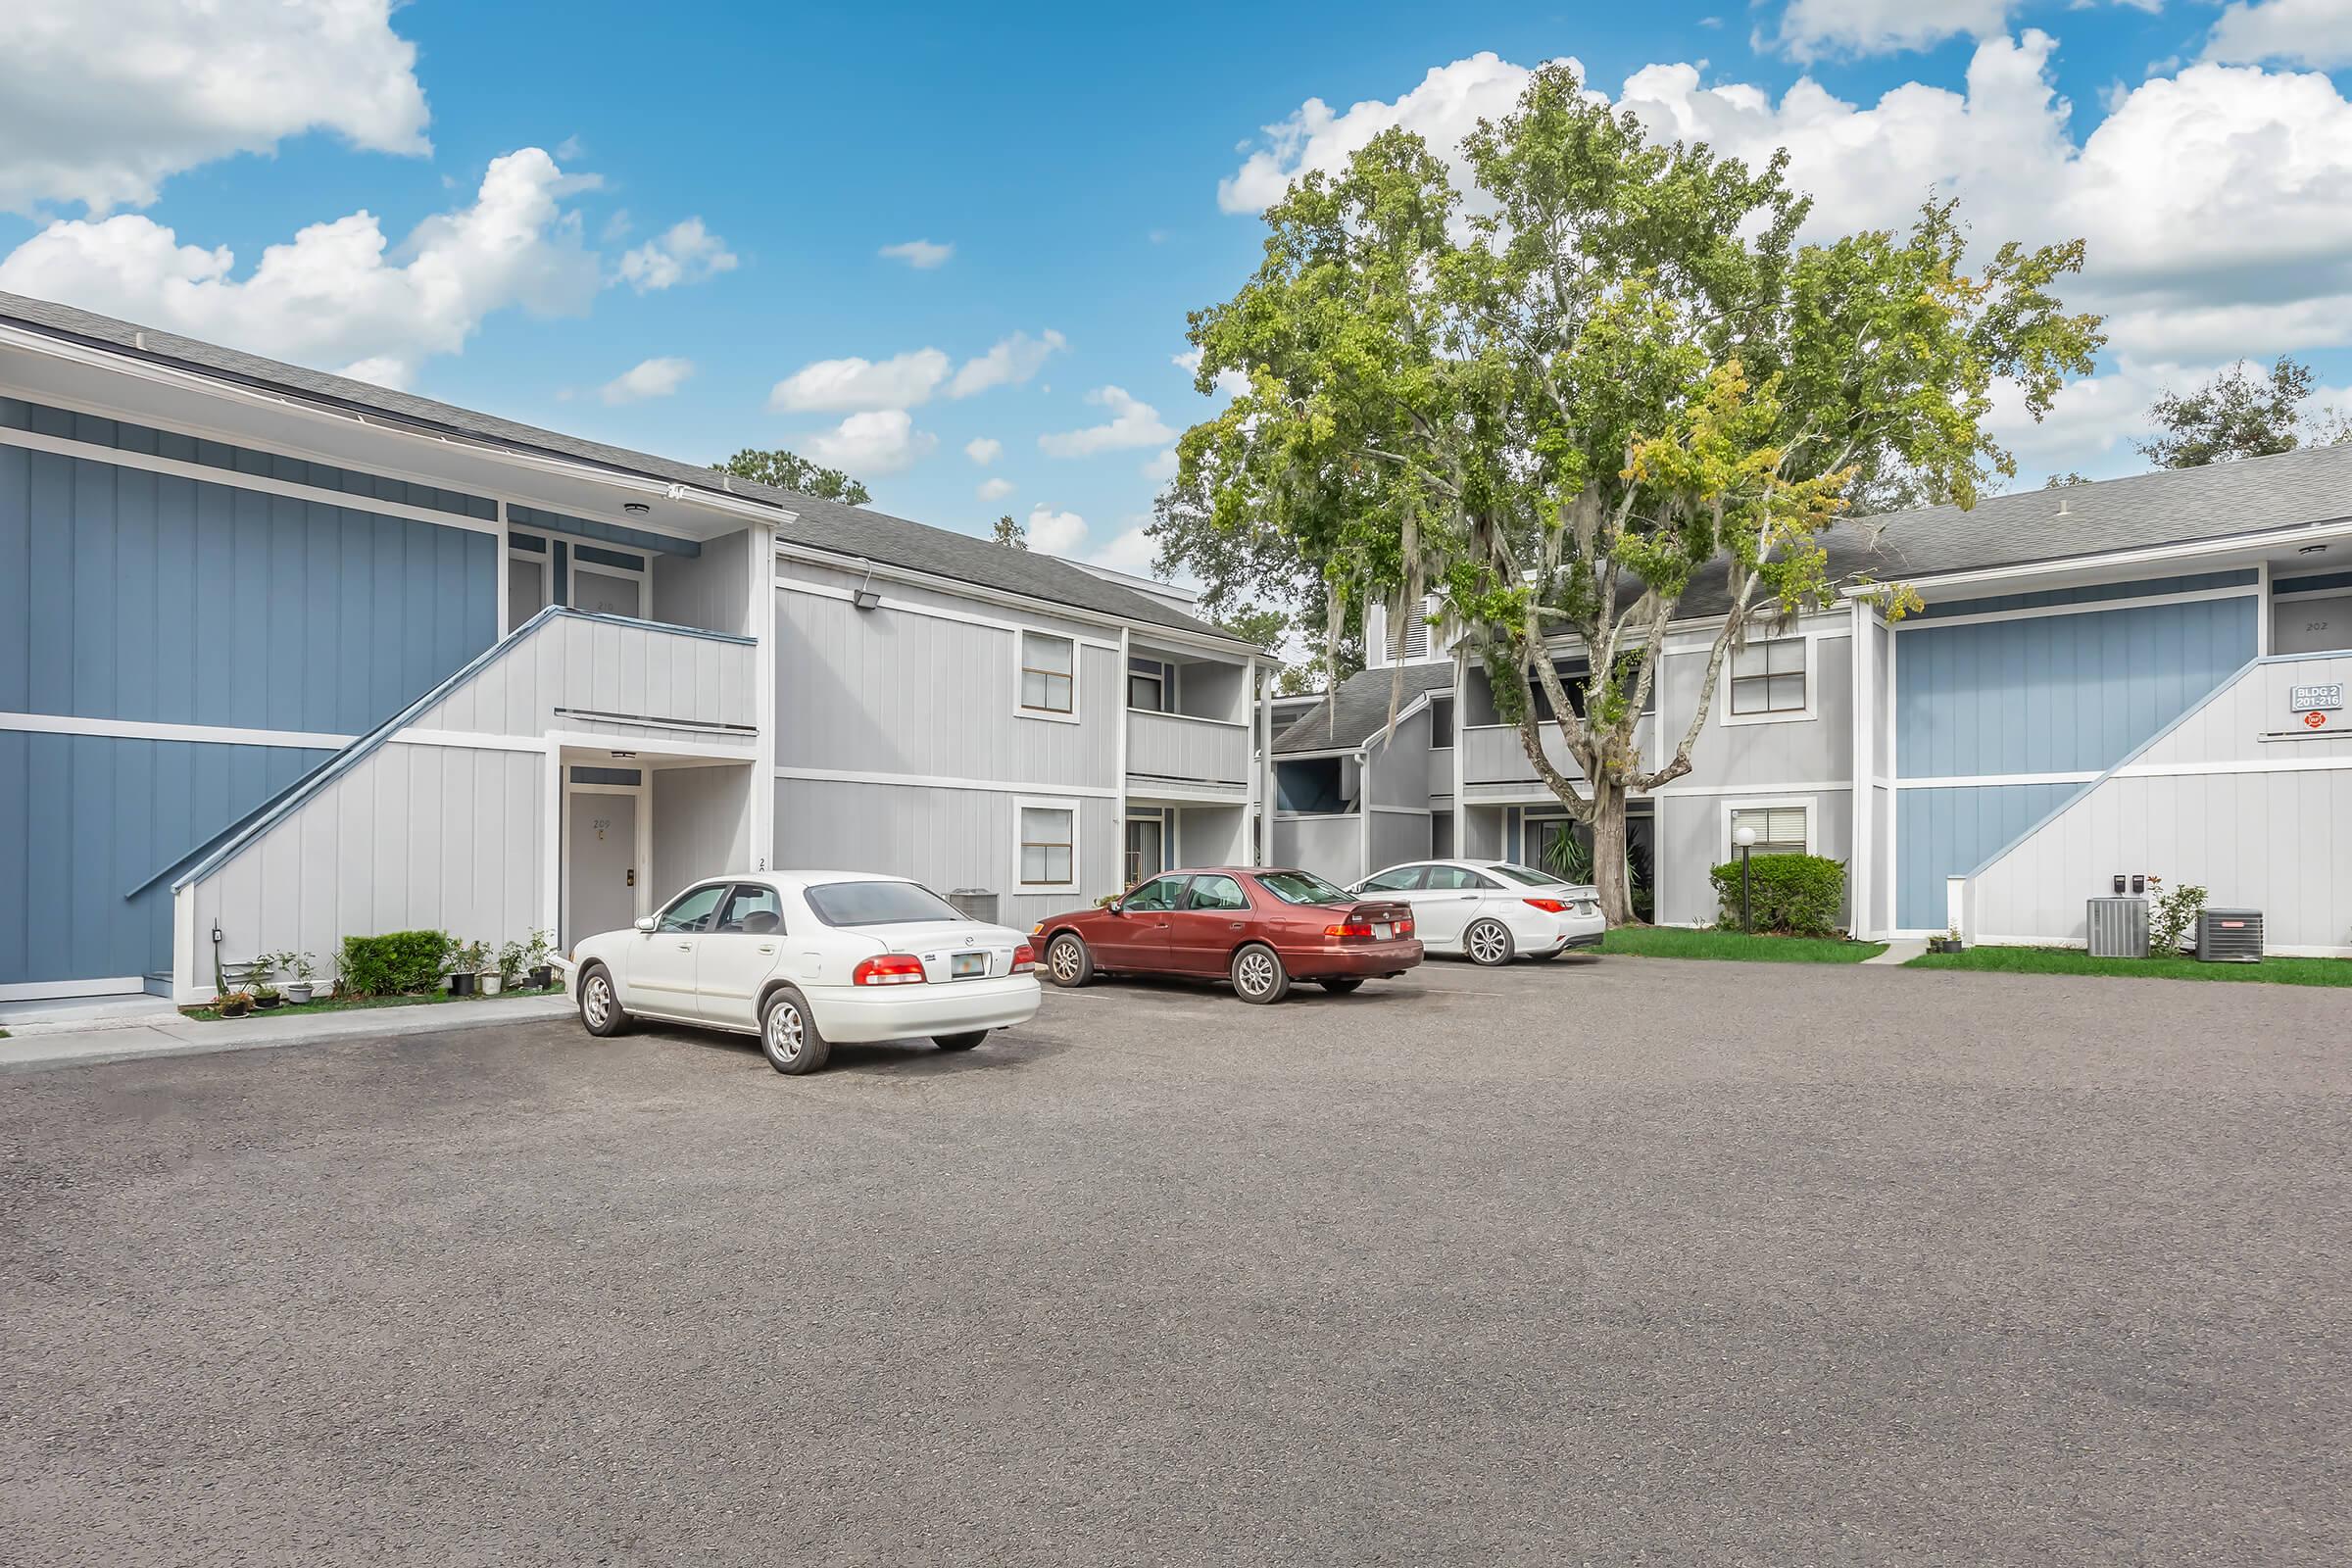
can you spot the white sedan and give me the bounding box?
[565,871,1040,1074]
[1349,858,1605,965]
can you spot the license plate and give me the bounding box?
[1372,922,1391,940]
[951,953,988,978]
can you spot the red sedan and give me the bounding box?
[1032,866,1423,1004]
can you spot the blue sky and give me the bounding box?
[3,0,2349,575]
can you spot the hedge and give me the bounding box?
[1708,854,1846,938]
[338,930,453,997]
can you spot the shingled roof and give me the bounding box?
[1272,662,1456,754]
[0,290,1247,645]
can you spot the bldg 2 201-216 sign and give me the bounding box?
[2288,682,2342,730]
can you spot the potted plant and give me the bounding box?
[219,991,255,1018]
[282,952,317,1005]
[523,929,556,991]
[1930,926,1965,955]
[447,938,482,997]
[249,952,282,1007]
[495,938,529,995]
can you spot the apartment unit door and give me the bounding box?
[568,792,638,945]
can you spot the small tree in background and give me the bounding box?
[714,448,872,505]
[991,514,1028,549]
[2136,357,2350,468]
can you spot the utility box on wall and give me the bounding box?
[2085,897,2148,958]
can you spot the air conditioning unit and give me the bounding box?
[2195,908,2263,963]
[2085,896,2147,958]
[947,888,999,924]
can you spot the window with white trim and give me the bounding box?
[1729,637,1806,716]
[1021,632,1076,714]
[1729,806,1808,858]
[1019,806,1076,886]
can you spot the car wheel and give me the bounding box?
[933,1031,988,1052]
[1464,918,1515,966]
[1046,932,1094,988]
[1318,977,1365,995]
[760,986,832,1076]
[1231,943,1291,1004]
[577,964,630,1036]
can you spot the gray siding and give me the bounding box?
[774,577,1116,787]
[650,527,754,636]
[188,741,544,988]
[1172,803,1250,868]
[1367,707,1430,808]
[650,765,756,896]
[0,732,328,985]
[1273,814,1363,886]
[1128,710,1250,789]
[773,777,1115,931]
[1368,809,1432,874]
[0,444,494,732]
[1655,788,1854,928]
[1966,653,2352,951]
[1657,629,1853,786]
[411,614,757,742]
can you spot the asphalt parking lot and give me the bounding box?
[5,956,2349,1566]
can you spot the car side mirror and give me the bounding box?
[634,915,658,934]
[1105,898,1125,915]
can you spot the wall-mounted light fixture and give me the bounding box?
[2298,542,2328,555]
[623,501,651,515]
[851,560,883,612]
[610,751,636,760]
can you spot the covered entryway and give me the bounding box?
[560,749,759,949]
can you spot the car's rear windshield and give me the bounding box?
[1489,862,1561,887]
[803,880,962,928]
[1255,869,1352,906]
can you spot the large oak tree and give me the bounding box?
[1158,65,2102,923]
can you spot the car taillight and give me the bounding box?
[1010,943,1036,972]
[1324,922,1374,939]
[851,953,927,986]
[1523,898,1567,913]
[1395,917,1413,936]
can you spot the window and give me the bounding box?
[1425,864,1500,891]
[1729,637,1808,717]
[1360,865,1428,893]
[1124,875,1187,911]
[1429,695,1454,749]
[1127,659,1166,711]
[1021,631,1076,715]
[1256,869,1351,906]
[1185,874,1250,912]
[1019,805,1076,885]
[1489,863,1560,888]
[804,880,961,928]
[1729,805,1809,858]
[657,884,728,933]
[715,885,783,936]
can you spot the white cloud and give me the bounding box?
[600,356,693,406]
[616,218,737,293]
[803,409,935,475]
[0,0,431,215]
[1040,386,1177,458]
[1025,505,1090,556]
[766,348,952,413]
[2205,0,2352,74]
[977,476,1015,501]
[1090,523,1160,576]
[0,147,601,390]
[1173,346,1250,402]
[964,436,1003,465]
[949,329,1067,398]
[1142,447,1180,482]
[879,238,953,269]
[1770,0,2009,62]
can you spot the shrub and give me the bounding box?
[2147,878,2207,956]
[1708,854,1846,937]
[338,930,454,997]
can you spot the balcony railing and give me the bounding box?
[1127,708,1250,790]
[1460,717,1650,792]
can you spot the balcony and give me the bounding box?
[1127,708,1251,799]
[410,608,760,750]
[1460,717,1649,796]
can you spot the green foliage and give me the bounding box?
[714,448,872,506]
[1543,825,1594,884]
[1601,926,1884,963]
[1708,854,1846,937]
[991,514,1027,549]
[2147,879,2208,956]
[2137,358,2321,469]
[1907,945,2351,987]
[338,930,455,997]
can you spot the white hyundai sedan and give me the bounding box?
[1349,858,1605,965]
[566,872,1040,1074]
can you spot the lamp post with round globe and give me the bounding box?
[1733,823,1757,934]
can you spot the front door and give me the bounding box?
[1163,872,1253,975]
[568,792,637,945]
[1096,873,1186,969]
[572,566,641,618]
[1124,817,1165,886]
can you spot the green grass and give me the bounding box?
[1599,926,1887,963]
[183,981,564,1022]
[1905,945,2352,986]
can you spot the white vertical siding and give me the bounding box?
[410,614,756,739]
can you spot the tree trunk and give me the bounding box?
[1587,776,1637,926]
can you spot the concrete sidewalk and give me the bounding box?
[0,994,574,1074]
[1865,937,1929,965]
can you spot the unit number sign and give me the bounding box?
[2288,682,2343,714]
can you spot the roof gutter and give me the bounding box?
[1835,515,2352,600]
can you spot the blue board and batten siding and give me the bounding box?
[0,443,497,985]
[1892,581,2257,929]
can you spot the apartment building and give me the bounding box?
[1269,448,2352,954]
[0,291,1264,1004]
